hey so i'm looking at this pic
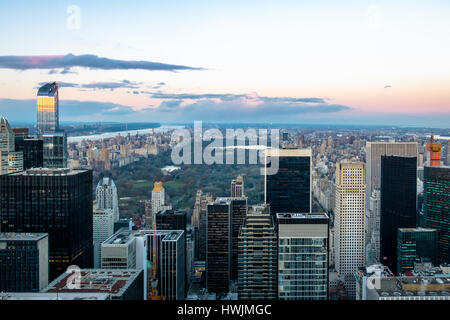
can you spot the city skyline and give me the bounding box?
[0,1,449,127]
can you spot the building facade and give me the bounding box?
[277,213,329,300]
[237,204,277,300]
[96,176,120,222]
[423,166,450,263]
[37,82,59,137]
[334,161,366,299]
[380,155,417,273]
[0,233,49,292]
[265,148,312,218]
[0,168,93,280]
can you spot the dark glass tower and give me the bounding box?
[15,137,44,169]
[0,233,49,292]
[380,155,417,274]
[206,198,231,294]
[43,131,67,168]
[423,166,450,263]
[265,149,311,218]
[0,168,93,281]
[397,228,438,275]
[230,197,247,281]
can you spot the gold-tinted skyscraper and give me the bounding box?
[231,175,244,197]
[37,82,59,137]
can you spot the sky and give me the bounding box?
[0,0,449,127]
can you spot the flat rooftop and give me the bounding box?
[9,168,88,176]
[375,276,450,298]
[104,229,184,245]
[43,269,142,297]
[0,292,110,300]
[277,212,329,219]
[0,232,48,242]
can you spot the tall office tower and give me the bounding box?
[237,204,277,300]
[102,230,185,300]
[14,137,43,170]
[0,168,93,280]
[230,197,248,280]
[206,198,231,294]
[265,148,312,218]
[37,82,59,137]
[425,135,441,167]
[365,142,418,203]
[93,208,114,268]
[192,190,213,261]
[380,155,417,274]
[334,161,366,300]
[277,213,329,300]
[0,233,49,292]
[423,166,450,263]
[96,176,120,222]
[231,175,245,197]
[155,209,187,295]
[366,190,381,264]
[43,131,67,168]
[397,228,438,275]
[0,115,15,174]
[152,181,165,214]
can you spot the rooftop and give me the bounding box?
[375,276,450,298]
[10,168,88,176]
[43,269,142,297]
[0,232,48,242]
[37,82,58,96]
[0,292,110,300]
[277,212,329,219]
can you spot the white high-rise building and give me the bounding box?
[366,189,380,265]
[0,115,15,175]
[93,207,114,268]
[96,177,120,222]
[334,161,366,300]
[365,142,418,202]
[152,181,165,214]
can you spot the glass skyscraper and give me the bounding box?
[277,213,329,300]
[397,228,438,275]
[0,168,94,281]
[37,82,59,137]
[238,204,277,300]
[423,166,450,263]
[265,148,312,218]
[380,155,417,274]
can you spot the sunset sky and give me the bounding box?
[0,0,449,127]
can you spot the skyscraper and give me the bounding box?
[230,197,247,280]
[37,82,59,137]
[14,137,43,170]
[265,148,312,218]
[365,142,418,202]
[96,176,120,222]
[0,115,15,175]
[152,181,165,214]
[334,161,365,300]
[0,168,94,280]
[277,212,329,300]
[237,204,277,300]
[397,228,438,275]
[425,135,442,167]
[93,208,114,268]
[231,175,244,197]
[423,166,450,263]
[380,155,417,274]
[206,198,231,294]
[366,189,381,264]
[0,233,49,292]
[42,131,67,168]
[192,190,212,261]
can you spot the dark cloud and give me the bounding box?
[37,80,142,91]
[0,54,204,73]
